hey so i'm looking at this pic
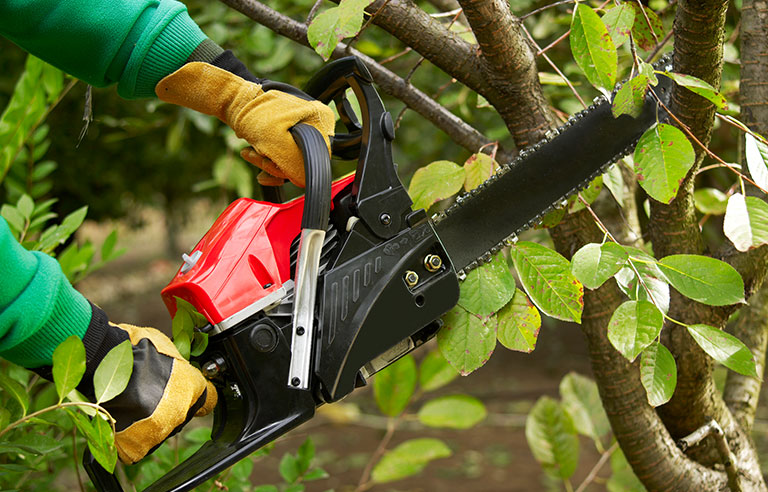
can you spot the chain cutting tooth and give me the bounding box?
[545,128,559,140]
[457,269,467,281]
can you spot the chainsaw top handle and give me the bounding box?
[304,57,412,240]
[82,122,331,492]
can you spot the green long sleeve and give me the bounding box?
[0,218,91,367]
[0,0,208,99]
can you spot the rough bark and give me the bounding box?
[722,0,768,434]
[739,0,768,130]
[651,0,728,438]
[551,212,730,491]
[456,0,557,145]
[355,0,552,145]
[724,287,768,432]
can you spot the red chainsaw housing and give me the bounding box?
[162,174,355,324]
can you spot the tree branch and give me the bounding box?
[456,0,557,146]
[550,212,728,491]
[218,0,512,160]
[650,0,729,439]
[723,286,768,432]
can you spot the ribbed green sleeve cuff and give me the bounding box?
[118,6,207,99]
[0,222,91,368]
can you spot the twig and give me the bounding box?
[520,0,575,20]
[574,442,618,492]
[0,401,110,440]
[537,29,571,56]
[677,419,741,492]
[355,418,397,492]
[649,87,768,194]
[73,427,87,492]
[379,47,412,64]
[346,0,391,51]
[306,0,324,23]
[634,0,659,45]
[521,24,587,108]
[644,28,674,63]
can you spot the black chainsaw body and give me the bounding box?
[85,57,460,492]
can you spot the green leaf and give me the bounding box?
[16,195,33,220]
[191,331,209,357]
[253,486,279,492]
[639,61,659,86]
[93,340,134,404]
[607,448,647,492]
[570,3,618,90]
[373,354,417,417]
[100,229,119,261]
[232,457,255,482]
[297,438,314,474]
[687,324,758,378]
[0,407,10,430]
[657,254,745,306]
[438,306,497,375]
[724,194,768,252]
[279,453,300,483]
[603,163,625,207]
[303,468,329,481]
[628,3,664,51]
[174,331,191,360]
[694,188,728,215]
[607,300,663,361]
[408,160,465,211]
[1,205,25,234]
[307,0,375,60]
[73,412,117,473]
[661,72,728,110]
[8,431,64,455]
[640,342,677,407]
[602,4,635,47]
[745,133,768,190]
[509,242,584,323]
[496,289,541,353]
[372,438,451,483]
[52,335,86,403]
[571,242,628,289]
[612,75,649,118]
[634,123,696,203]
[0,373,29,416]
[463,153,497,191]
[559,372,610,443]
[417,394,487,429]
[569,175,603,213]
[419,349,458,392]
[525,396,579,479]
[617,248,670,313]
[458,252,516,316]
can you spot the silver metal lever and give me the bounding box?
[287,228,326,390]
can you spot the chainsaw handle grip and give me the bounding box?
[290,124,331,231]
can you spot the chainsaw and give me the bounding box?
[84,54,673,491]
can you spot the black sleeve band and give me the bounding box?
[208,50,264,84]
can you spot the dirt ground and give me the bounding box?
[76,205,616,492]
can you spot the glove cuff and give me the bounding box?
[31,303,129,400]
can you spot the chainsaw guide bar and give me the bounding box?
[434,54,673,277]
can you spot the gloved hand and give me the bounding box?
[109,323,217,464]
[155,62,335,187]
[78,310,217,464]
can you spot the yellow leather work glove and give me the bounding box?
[155,62,335,187]
[100,322,217,464]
